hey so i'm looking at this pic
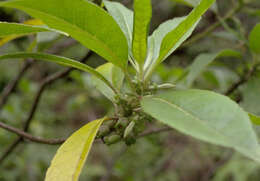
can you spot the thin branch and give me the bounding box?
[99,147,127,181]
[225,63,260,96]
[182,3,243,47]
[201,151,233,181]
[0,60,33,109]
[138,127,172,138]
[0,51,93,164]
[0,121,65,145]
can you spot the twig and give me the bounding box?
[225,63,260,96]
[201,151,233,181]
[0,51,93,164]
[138,127,172,138]
[0,60,33,109]
[182,3,243,47]
[0,121,65,145]
[99,147,127,181]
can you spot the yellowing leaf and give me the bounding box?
[45,118,105,181]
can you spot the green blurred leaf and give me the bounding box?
[241,77,260,116]
[0,0,128,69]
[45,118,105,181]
[92,63,124,102]
[132,0,152,66]
[0,52,115,92]
[183,49,242,87]
[249,23,260,54]
[249,113,260,125]
[141,89,260,162]
[103,0,133,53]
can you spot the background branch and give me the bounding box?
[0,51,93,164]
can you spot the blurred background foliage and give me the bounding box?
[0,0,260,180]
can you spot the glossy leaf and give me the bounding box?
[0,20,47,47]
[132,0,152,66]
[0,52,115,92]
[157,0,215,64]
[184,49,242,87]
[45,118,105,181]
[249,23,260,54]
[249,113,260,125]
[103,0,133,52]
[141,89,260,162]
[0,0,128,69]
[92,63,124,102]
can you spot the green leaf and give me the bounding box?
[45,118,105,181]
[0,19,50,47]
[144,16,198,73]
[249,23,260,54]
[249,113,260,125]
[170,0,218,12]
[0,22,48,37]
[103,0,133,53]
[132,0,152,66]
[241,77,260,116]
[158,0,214,63]
[92,63,124,102]
[170,0,200,7]
[183,49,242,87]
[0,0,128,69]
[141,89,260,162]
[0,52,115,92]
[145,0,215,79]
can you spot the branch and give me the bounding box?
[182,3,243,47]
[201,151,233,181]
[0,60,33,109]
[225,63,260,96]
[0,121,65,145]
[0,51,93,164]
[138,127,172,138]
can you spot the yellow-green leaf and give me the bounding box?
[249,113,260,125]
[92,63,124,102]
[0,19,47,47]
[249,23,260,54]
[45,118,105,181]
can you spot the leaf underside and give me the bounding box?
[141,89,260,162]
